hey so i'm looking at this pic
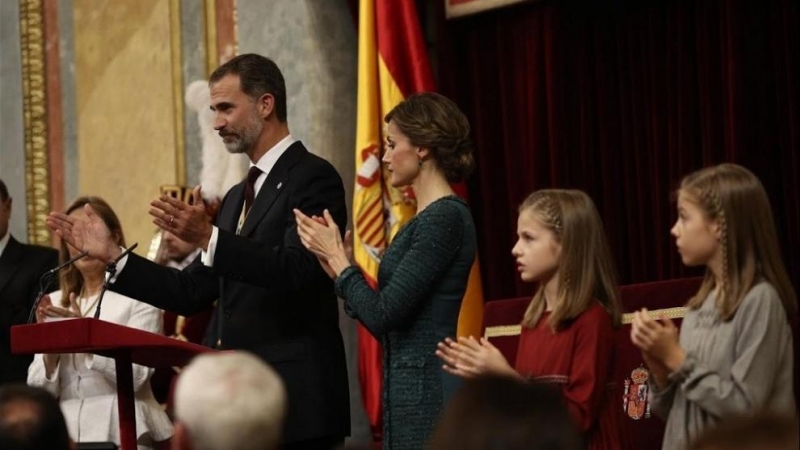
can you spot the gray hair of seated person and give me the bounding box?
[174,352,287,450]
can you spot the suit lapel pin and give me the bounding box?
[277,182,283,190]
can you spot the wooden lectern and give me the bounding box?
[11,318,214,450]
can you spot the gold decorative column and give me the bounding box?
[170,0,186,186]
[204,0,218,75]
[19,0,51,246]
[204,0,238,75]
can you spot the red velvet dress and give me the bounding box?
[515,302,627,450]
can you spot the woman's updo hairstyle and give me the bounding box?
[384,92,475,182]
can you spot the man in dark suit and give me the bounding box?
[47,55,350,449]
[0,180,58,386]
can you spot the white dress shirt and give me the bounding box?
[201,134,296,266]
[112,135,296,276]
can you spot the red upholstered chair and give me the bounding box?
[614,279,799,445]
[482,278,702,450]
[479,296,529,366]
[614,278,701,448]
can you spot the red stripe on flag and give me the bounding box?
[358,207,385,248]
[375,0,434,96]
[356,266,383,439]
[355,198,383,230]
[364,211,386,242]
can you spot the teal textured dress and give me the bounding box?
[335,196,477,450]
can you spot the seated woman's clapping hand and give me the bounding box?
[36,292,81,322]
[436,336,520,379]
[36,292,81,375]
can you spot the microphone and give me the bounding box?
[46,251,89,275]
[27,251,89,324]
[94,243,138,320]
[111,242,138,266]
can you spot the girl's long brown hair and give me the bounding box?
[58,197,125,306]
[679,164,797,320]
[520,190,622,330]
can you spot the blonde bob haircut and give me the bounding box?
[519,189,622,331]
[678,163,797,320]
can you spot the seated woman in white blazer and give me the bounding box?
[28,196,172,450]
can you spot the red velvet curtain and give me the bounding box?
[435,0,800,301]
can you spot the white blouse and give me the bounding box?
[27,290,173,447]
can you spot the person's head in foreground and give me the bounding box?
[429,375,582,450]
[0,384,73,450]
[172,352,287,450]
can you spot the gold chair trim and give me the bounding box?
[483,307,687,338]
[484,324,522,338]
[621,306,687,325]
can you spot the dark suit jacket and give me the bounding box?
[0,236,58,385]
[112,142,351,443]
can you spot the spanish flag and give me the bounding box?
[353,0,485,438]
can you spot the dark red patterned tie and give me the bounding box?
[243,166,263,216]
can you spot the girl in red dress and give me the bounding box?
[437,189,627,450]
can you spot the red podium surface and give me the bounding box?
[11,318,214,450]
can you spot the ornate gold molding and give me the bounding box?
[19,0,51,246]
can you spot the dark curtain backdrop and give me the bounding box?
[434,0,799,301]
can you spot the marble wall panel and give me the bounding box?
[73,0,178,254]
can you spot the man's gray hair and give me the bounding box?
[174,351,287,450]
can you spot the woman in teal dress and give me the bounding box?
[294,92,477,450]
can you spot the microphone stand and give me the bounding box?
[27,273,57,324]
[27,251,90,324]
[94,243,138,320]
